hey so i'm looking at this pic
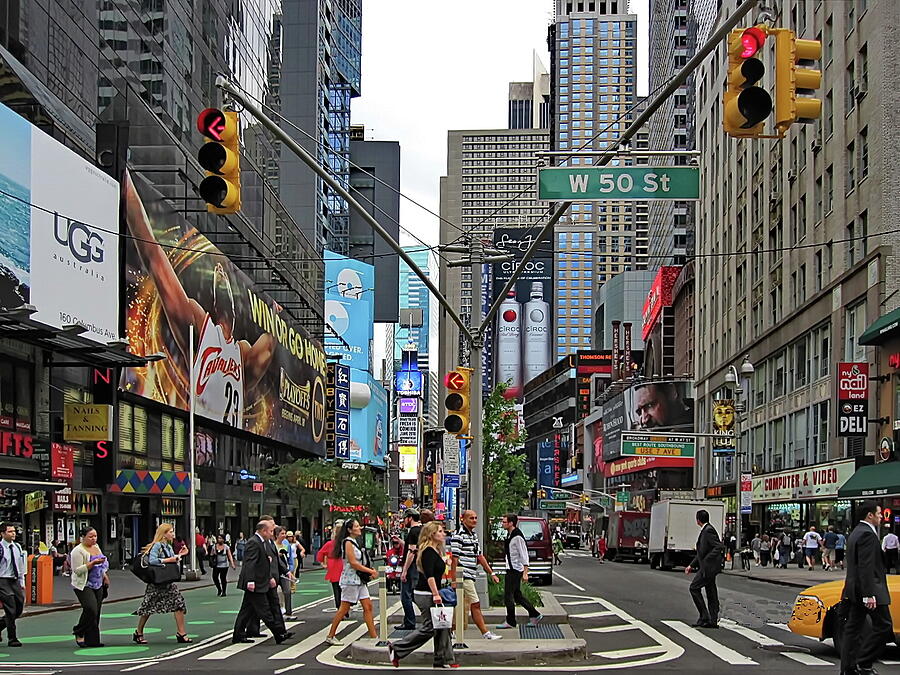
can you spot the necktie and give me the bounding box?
[10,543,18,579]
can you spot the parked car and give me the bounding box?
[488,516,553,585]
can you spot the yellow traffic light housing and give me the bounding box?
[197,108,242,214]
[443,367,472,438]
[774,29,822,133]
[723,26,773,138]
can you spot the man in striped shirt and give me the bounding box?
[450,510,502,640]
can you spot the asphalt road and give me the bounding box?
[3,552,900,674]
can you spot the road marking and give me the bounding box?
[767,622,830,644]
[273,664,304,674]
[570,610,615,619]
[270,621,357,660]
[199,633,272,659]
[585,623,641,633]
[663,620,758,665]
[720,620,832,666]
[554,571,586,591]
[592,645,667,659]
[560,599,597,606]
[120,664,158,672]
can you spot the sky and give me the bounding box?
[351,0,649,249]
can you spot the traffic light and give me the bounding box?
[538,489,546,500]
[196,108,242,214]
[723,26,773,137]
[443,367,472,437]
[774,30,822,133]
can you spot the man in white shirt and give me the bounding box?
[0,523,26,647]
[882,530,900,574]
[802,525,823,571]
[496,514,542,630]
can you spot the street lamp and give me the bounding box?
[724,355,754,564]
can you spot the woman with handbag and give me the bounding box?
[324,519,378,645]
[70,527,109,648]
[387,521,458,669]
[132,523,191,644]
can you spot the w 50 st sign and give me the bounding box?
[837,362,868,437]
[538,167,699,201]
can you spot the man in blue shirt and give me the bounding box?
[0,523,26,647]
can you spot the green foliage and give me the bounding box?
[483,382,534,519]
[267,459,389,519]
[488,575,543,608]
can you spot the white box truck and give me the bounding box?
[648,499,726,570]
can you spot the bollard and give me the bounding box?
[452,564,468,649]
[376,564,389,646]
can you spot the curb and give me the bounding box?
[722,571,820,589]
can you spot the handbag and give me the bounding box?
[430,603,453,630]
[148,562,180,586]
[439,587,457,607]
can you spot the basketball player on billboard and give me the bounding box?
[124,171,275,428]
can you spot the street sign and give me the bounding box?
[252,482,264,493]
[442,474,461,488]
[539,499,568,510]
[740,472,752,515]
[342,462,362,470]
[443,433,460,475]
[621,432,696,458]
[538,167,700,201]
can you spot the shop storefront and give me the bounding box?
[752,458,861,535]
[705,483,737,533]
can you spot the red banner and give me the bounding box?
[604,454,694,478]
[51,442,75,480]
[837,362,868,399]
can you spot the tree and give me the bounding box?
[483,382,533,519]
[267,459,389,520]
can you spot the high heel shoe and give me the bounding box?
[132,631,148,645]
[176,633,193,643]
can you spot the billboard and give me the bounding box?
[121,170,327,452]
[641,266,681,340]
[349,373,387,467]
[712,399,736,453]
[324,252,373,373]
[0,101,119,340]
[492,227,554,399]
[837,362,869,437]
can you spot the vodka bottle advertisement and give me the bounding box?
[523,281,551,382]
[495,290,523,398]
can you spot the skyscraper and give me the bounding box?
[549,1,649,358]
[281,0,363,255]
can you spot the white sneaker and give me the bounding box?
[325,636,344,646]
[482,631,502,640]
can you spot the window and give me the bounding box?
[815,251,823,292]
[792,335,809,388]
[845,62,856,113]
[859,127,868,179]
[0,358,32,433]
[859,44,868,93]
[119,403,149,470]
[844,302,866,361]
[161,414,186,471]
[824,90,833,138]
[812,322,831,379]
[825,165,834,213]
[813,401,829,464]
[846,142,855,193]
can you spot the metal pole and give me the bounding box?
[469,239,485,546]
[452,563,468,649]
[215,76,472,343]
[476,0,760,340]
[188,324,197,575]
[733,418,741,570]
[377,565,389,646]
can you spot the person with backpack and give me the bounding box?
[324,519,378,645]
[777,530,793,569]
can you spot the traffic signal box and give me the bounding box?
[443,367,473,438]
[196,108,242,214]
[723,26,821,139]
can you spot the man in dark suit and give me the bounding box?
[841,500,893,675]
[242,516,290,639]
[232,520,292,644]
[685,509,724,628]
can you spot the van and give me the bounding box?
[488,516,553,584]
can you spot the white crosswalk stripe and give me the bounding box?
[198,632,273,660]
[269,621,356,660]
[662,620,759,665]
[720,620,832,666]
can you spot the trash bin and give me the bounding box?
[26,554,54,605]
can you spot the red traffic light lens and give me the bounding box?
[740,27,767,58]
[197,108,227,141]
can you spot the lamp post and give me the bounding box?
[724,355,755,562]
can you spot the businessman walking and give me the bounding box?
[841,500,892,675]
[685,509,724,629]
[232,520,292,644]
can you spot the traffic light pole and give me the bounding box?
[469,239,486,546]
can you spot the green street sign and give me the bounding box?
[538,166,700,201]
[620,432,696,458]
[616,490,629,504]
[539,499,568,511]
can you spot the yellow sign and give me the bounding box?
[24,490,46,514]
[64,403,113,441]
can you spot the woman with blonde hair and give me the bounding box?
[132,523,191,644]
[388,521,457,668]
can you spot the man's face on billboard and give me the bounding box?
[634,384,672,429]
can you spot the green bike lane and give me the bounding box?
[0,570,335,667]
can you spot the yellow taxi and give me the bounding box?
[788,577,900,653]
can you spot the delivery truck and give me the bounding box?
[605,511,651,563]
[648,499,725,570]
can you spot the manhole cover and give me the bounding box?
[519,624,564,639]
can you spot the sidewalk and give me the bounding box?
[25,562,327,616]
[722,562,845,589]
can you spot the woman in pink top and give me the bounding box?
[317,520,344,609]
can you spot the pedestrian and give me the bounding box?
[802,525,822,571]
[840,500,892,675]
[288,531,306,573]
[388,521,458,669]
[597,536,607,563]
[235,532,247,564]
[172,536,187,575]
[822,525,839,571]
[685,509,724,629]
[759,534,771,567]
[132,523,191,644]
[553,534,564,565]
[396,509,422,631]
[0,523,26,647]
[316,520,345,609]
[750,534,762,566]
[324,519,378,645]
[70,527,109,648]
[778,530,793,569]
[835,530,846,570]
[496,513,542,630]
[448,510,502,640]
[882,528,899,574]
[51,539,66,576]
[211,535,236,596]
[274,526,296,619]
[194,528,207,575]
[231,520,293,645]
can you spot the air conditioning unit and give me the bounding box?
[787,170,797,183]
[811,139,822,153]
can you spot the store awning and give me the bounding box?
[859,306,900,346]
[0,478,68,492]
[838,462,900,498]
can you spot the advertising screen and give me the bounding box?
[602,379,694,460]
[492,227,554,399]
[0,101,119,340]
[349,373,387,468]
[121,170,327,452]
[324,252,374,373]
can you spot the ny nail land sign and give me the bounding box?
[538,167,700,201]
